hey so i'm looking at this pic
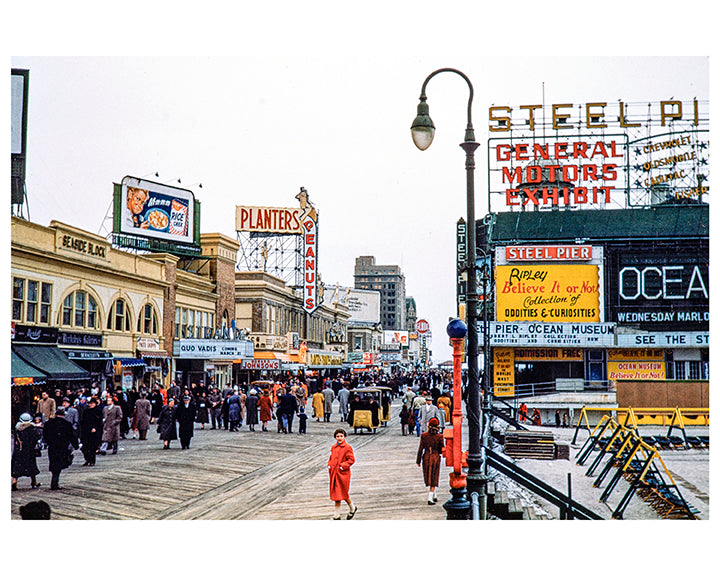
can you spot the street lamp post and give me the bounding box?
[444,318,470,519]
[411,68,487,517]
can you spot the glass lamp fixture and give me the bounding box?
[410,96,435,150]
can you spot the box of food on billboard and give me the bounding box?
[117,176,196,245]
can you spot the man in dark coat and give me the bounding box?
[79,397,103,466]
[149,386,164,421]
[43,407,79,489]
[245,389,259,432]
[175,395,197,449]
[157,397,177,449]
[208,387,222,429]
[168,380,182,402]
[279,388,298,433]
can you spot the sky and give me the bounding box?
[4,0,716,565]
[7,6,712,367]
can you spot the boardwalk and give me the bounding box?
[11,399,448,520]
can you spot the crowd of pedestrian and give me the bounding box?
[11,369,456,494]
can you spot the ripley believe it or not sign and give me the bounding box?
[487,99,709,210]
[495,245,604,322]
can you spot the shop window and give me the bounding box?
[61,290,98,328]
[586,349,605,383]
[13,278,53,325]
[12,278,24,321]
[107,298,131,332]
[668,350,707,380]
[669,361,705,380]
[137,303,159,335]
[40,283,52,324]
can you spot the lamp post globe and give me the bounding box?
[446,318,467,340]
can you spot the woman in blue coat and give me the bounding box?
[227,391,242,431]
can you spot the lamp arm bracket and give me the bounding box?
[419,68,475,139]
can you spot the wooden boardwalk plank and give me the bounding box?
[11,401,450,520]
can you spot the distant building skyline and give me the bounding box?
[354,255,407,331]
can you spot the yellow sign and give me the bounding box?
[496,264,600,322]
[608,361,666,380]
[514,348,583,361]
[607,349,665,361]
[493,348,515,396]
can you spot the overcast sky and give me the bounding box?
[8,4,712,366]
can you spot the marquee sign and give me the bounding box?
[607,243,708,331]
[479,322,616,348]
[173,339,253,360]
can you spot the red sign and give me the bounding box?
[416,319,430,334]
[302,215,318,313]
[242,359,281,370]
[505,245,593,262]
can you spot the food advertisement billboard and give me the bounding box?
[115,176,197,245]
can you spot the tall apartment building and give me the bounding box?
[354,256,406,330]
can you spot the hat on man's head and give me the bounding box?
[19,413,32,423]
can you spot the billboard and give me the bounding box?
[487,98,709,211]
[607,243,708,331]
[344,288,380,323]
[114,176,199,251]
[11,69,29,206]
[496,264,601,322]
[383,330,409,347]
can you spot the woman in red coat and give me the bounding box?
[416,417,444,505]
[328,429,358,520]
[258,390,274,432]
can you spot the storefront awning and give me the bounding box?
[234,351,292,363]
[139,349,169,359]
[62,348,113,360]
[114,357,147,367]
[12,344,89,381]
[11,351,47,385]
